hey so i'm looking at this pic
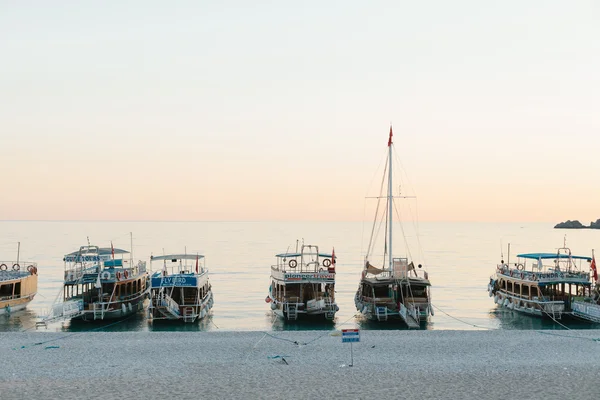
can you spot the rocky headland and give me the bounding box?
[554,219,600,229]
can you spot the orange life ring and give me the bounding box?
[116,271,122,280]
[124,270,129,279]
[265,296,272,303]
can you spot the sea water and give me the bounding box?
[1,220,599,332]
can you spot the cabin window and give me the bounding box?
[373,286,388,298]
[531,286,538,297]
[522,285,530,297]
[514,283,521,294]
[0,283,13,298]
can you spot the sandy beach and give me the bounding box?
[1,329,599,399]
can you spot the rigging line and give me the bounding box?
[366,156,389,260]
[536,330,600,342]
[432,304,498,330]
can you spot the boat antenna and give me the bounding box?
[387,124,393,270]
[500,240,504,263]
[87,236,90,246]
[130,232,133,266]
[16,242,20,266]
[295,240,299,253]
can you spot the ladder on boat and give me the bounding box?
[324,298,335,320]
[286,303,298,321]
[93,303,105,320]
[376,306,388,321]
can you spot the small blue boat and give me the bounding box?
[148,253,213,323]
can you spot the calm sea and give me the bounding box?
[1,221,599,332]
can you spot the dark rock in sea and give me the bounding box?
[590,219,600,229]
[554,220,586,229]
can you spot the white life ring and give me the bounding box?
[101,271,111,280]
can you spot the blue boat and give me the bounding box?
[148,253,213,323]
[489,241,595,320]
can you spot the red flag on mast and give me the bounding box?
[388,125,393,147]
[591,254,598,281]
[196,254,199,273]
[332,247,336,265]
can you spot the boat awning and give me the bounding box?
[64,247,129,257]
[276,252,336,258]
[151,254,205,261]
[517,253,591,261]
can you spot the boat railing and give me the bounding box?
[0,261,37,274]
[496,264,590,282]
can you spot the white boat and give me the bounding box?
[489,241,594,320]
[43,240,148,324]
[267,243,338,321]
[354,126,432,327]
[0,243,38,314]
[148,253,213,323]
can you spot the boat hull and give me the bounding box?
[0,272,38,314]
[148,290,214,323]
[74,295,146,321]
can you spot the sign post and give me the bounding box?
[341,329,360,367]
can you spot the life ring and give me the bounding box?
[516,263,524,271]
[265,296,272,303]
[0,263,7,271]
[27,265,35,274]
[288,260,297,268]
[116,271,122,280]
[12,264,20,271]
[101,271,111,280]
[124,270,129,279]
[323,259,332,267]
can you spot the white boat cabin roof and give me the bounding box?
[151,254,205,261]
[64,247,129,257]
[276,252,335,259]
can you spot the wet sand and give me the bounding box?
[1,329,599,399]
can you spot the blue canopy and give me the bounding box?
[276,252,336,259]
[517,253,591,261]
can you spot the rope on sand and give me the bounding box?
[13,314,137,350]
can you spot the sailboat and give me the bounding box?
[354,126,432,327]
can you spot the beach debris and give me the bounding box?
[268,355,290,365]
[44,346,60,350]
[330,331,342,337]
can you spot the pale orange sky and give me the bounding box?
[1,1,598,222]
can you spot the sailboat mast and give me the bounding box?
[387,125,393,270]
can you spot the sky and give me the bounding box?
[1,1,598,222]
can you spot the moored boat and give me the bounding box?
[0,243,38,314]
[570,250,600,322]
[148,253,213,323]
[267,243,338,321]
[43,241,148,324]
[354,126,432,327]
[489,242,594,320]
